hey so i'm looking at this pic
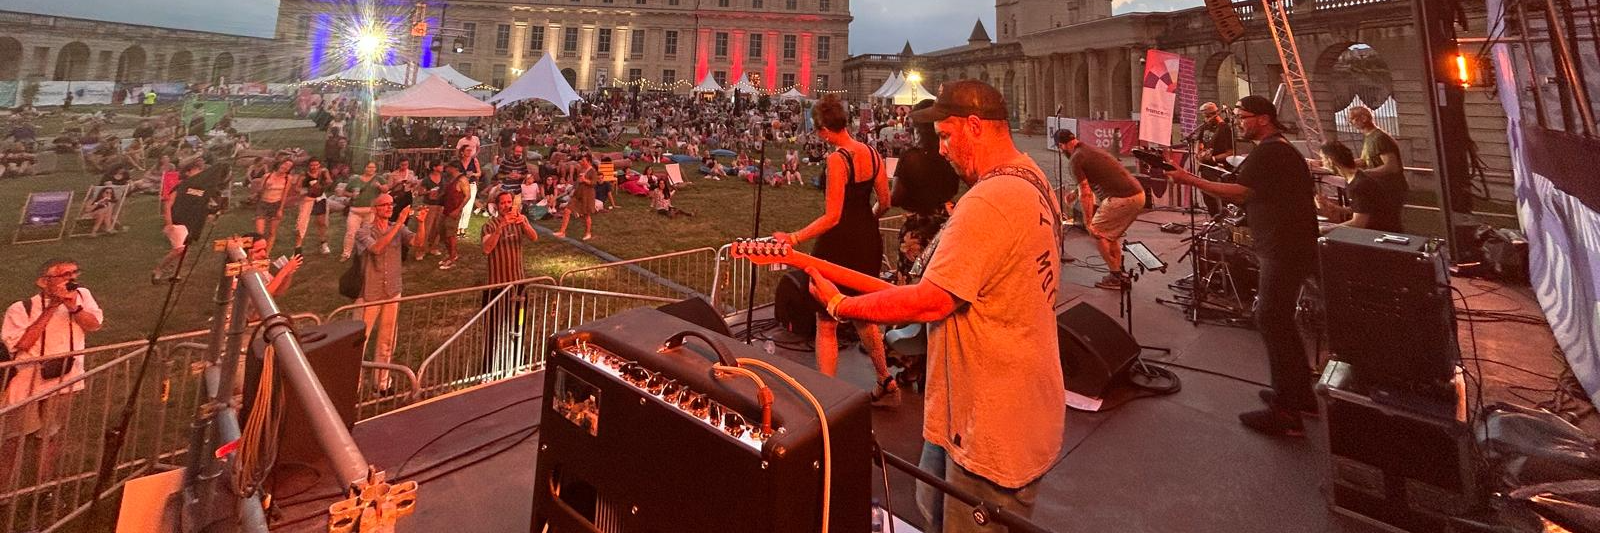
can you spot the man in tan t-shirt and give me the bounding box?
[804,80,1064,532]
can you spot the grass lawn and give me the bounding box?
[0,123,828,344]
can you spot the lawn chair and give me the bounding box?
[664,163,687,187]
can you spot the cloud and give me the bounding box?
[5,0,279,38]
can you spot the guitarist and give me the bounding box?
[773,96,897,405]
[803,80,1065,532]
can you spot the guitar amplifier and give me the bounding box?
[531,308,873,533]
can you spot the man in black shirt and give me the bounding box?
[1195,102,1236,215]
[1163,95,1319,437]
[152,159,229,282]
[1317,140,1406,233]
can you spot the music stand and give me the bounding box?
[1118,241,1180,393]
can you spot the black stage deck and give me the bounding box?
[270,208,1592,533]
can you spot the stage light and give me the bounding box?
[344,23,393,64]
[1454,53,1472,88]
[906,71,923,84]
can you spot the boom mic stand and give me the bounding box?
[742,96,769,344]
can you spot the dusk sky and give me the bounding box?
[4,0,1202,55]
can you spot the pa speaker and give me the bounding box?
[774,269,821,337]
[1057,303,1141,411]
[1205,0,1246,45]
[243,319,366,495]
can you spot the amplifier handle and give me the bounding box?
[544,495,606,533]
[658,330,739,367]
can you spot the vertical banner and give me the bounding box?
[1178,55,1199,138]
[1139,49,1182,146]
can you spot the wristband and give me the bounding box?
[825,293,847,320]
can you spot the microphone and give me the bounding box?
[66,281,81,292]
[1055,105,1064,117]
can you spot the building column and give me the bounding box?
[1052,54,1069,119]
[1086,49,1106,119]
[29,46,53,80]
[1029,58,1044,122]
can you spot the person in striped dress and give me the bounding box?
[481,191,539,375]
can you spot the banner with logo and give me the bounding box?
[34,82,118,106]
[1139,49,1182,146]
[1079,120,1139,155]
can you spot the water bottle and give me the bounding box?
[763,339,775,355]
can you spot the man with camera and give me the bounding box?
[2,259,104,482]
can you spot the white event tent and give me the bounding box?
[692,74,724,93]
[305,63,485,90]
[486,53,584,116]
[870,72,903,100]
[777,88,810,101]
[376,75,494,117]
[889,76,934,105]
[728,73,759,95]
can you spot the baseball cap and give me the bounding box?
[1053,128,1076,145]
[909,80,1010,123]
[1235,95,1286,129]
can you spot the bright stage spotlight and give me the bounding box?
[346,25,393,64]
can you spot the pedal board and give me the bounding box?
[1160,222,1188,234]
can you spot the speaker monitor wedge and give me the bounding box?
[1056,303,1142,411]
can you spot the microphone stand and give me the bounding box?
[743,106,767,344]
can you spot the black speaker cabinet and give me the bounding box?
[1319,227,1457,397]
[774,268,821,337]
[243,319,366,495]
[1318,361,1482,533]
[1056,303,1141,411]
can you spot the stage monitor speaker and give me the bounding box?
[656,297,733,338]
[774,268,821,337]
[1319,227,1457,398]
[1205,0,1246,45]
[243,319,366,495]
[1057,303,1142,411]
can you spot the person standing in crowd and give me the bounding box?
[2,259,104,487]
[1316,140,1407,234]
[773,96,897,404]
[802,81,1064,532]
[554,157,598,240]
[153,159,217,283]
[355,194,414,392]
[1163,95,1319,437]
[480,191,539,371]
[1349,105,1405,181]
[253,159,294,253]
[242,232,303,297]
[340,162,387,262]
[1057,128,1146,289]
[141,89,157,117]
[413,161,446,262]
[436,166,471,270]
[294,159,333,256]
[500,145,530,180]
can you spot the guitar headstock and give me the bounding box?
[729,238,793,265]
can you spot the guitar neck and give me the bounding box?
[784,252,895,294]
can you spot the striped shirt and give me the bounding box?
[598,162,616,183]
[481,217,527,284]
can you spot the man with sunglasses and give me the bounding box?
[355,194,414,392]
[3,259,104,482]
[1162,95,1320,437]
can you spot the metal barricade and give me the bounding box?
[329,278,676,419]
[557,247,720,302]
[0,316,318,533]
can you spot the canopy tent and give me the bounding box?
[777,88,810,101]
[692,74,724,93]
[486,52,584,116]
[376,75,494,117]
[890,77,934,105]
[728,73,759,95]
[870,72,902,99]
[304,63,486,90]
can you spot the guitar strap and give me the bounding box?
[912,163,1062,279]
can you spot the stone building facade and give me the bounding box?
[1,0,851,95]
[846,0,1510,180]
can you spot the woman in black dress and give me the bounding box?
[774,97,897,403]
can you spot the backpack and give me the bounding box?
[338,249,365,300]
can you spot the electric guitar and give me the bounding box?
[726,239,894,295]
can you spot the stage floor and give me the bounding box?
[274,209,1592,533]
